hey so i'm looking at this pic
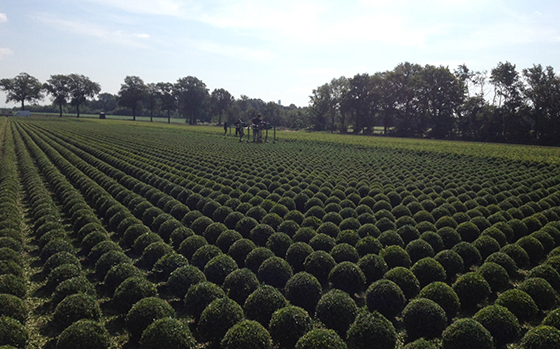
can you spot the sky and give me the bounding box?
[1,0,560,108]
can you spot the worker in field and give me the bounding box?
[223,121,228,136]
[252,114,263,143]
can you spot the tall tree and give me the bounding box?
[210,88,234,125]
[490,62,525,140]
[68,74,101,118]
[309,83,331,131]
[145,83,160,122]
[175,76,209,124]
[118,76,147,121]
[386,62,423,137]
[0,72,44,110]
[45,74,72,117]
[157,82,176,124]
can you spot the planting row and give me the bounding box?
[6,118,560,349]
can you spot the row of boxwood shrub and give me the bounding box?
[0,121,29,349]
[17,119,560,348]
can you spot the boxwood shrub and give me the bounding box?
[197,297,244,343]
[384,267,420,300]
[244,285,287,327]
[53,293,101,331]
[125,297,175,340]
[452,272,490,310]
[284,272,322,314]
[410,257,446,288]
[0,294,26,324]
[346,310,397,349]
[184,281,225,320]
[366,279,405,319]
[495,289,538,322]
[112,277,158,313]
[56,319,109,349]
[53,276,96,305]
[204,254,238,285]
[402,298,447,341]
[477,262,510,293]
[315,289,358,336]
[0,274,26,298]
[418,281,460,319]
[294,329,347,349]
[269,306,313,349]
[140,318,196,349]
[221,320,272,349]
[328,261,366,295]
[473,305,519,347]
[441,318,493,349]
[303,250,337,285]
[521,325,560,349]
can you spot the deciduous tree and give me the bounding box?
[0,72,44,110]
[175,76,209,125]
[118,76,147,121]
[68,74,101,118]
[45,74,72,117]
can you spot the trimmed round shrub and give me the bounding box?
[132,233,164,255]
[293,227,316,243]
[527,264,560,290]
[403,298,447,341]
[125,297,175,340]
[167,264,206,299]
[258,256,293,289]
[478,262,510,293]
[227,238,256,268]
[303,251,336,285]
[249,224,275,247]
[355,236,383,256]
[184,281,225,320]
[517,236,545,265]
[473,235,501,260]
[53,293,101,330]
[543,308,560,330]
[95,251,130,280]
[384,267,420,299]
[190,245,222,270]
[0,260,23,278]
[40,238,74,262]
[266,232,293,257]
[452,242,482,269]
[112,277,158,313]
[521,325,560,349]
[197,297,244,343]
[518,278,556,310]
[140,318,195,349]
[244,285,287,327]
[456,221,480,242]
[103,262,143,295]
[53,276,96,305]
[122,224,150,248]
[216,230,243,253]
[245,247,275,274]
[418,281,460,319]
[336,230,360,246]
[434,249,464,281]
[46,264,83,291]
[0,294,26,323]
[309,233,335,252]
[437,227,461,249]
[330,243,359,263]
[410,257,446,288]
[347,310,397,349]
[501,243,530,268]
[0,274,26,298]
[441,318,493,349]
[285,242,314,273]
[495,289,538,322]
[221,320,272,349]
[222,268,259,305]
[190,216,213,235]
[285,272,322,314]
[87,241,122,265]
[452,272,491,310]
[151,253,188,281]
[178,235,207,260]
[294,329,347,349]
[378,230,404,247]
[403,338,438,349]
[56,319,109,349]
[137,242,174,269]
[317,222,340,238]
[203,254,238,285]
[473,305,519,347]
[269,306,313,348]
[406,239,434,264]
[203,222,227,245]
[381,245,411,269]
[366,279,405,319]
[328,261,366,295]
[0,315,28,348]
[315,289,358,337]
[485,251,518,278]
[358,253,388,285]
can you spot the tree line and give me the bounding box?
[0,73,305,128]
[1,61,560,146]
[309,62,560,146]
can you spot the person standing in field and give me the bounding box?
[252,114,262,142]
[223,121,228,136]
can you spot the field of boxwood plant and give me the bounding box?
[1,116,560,349]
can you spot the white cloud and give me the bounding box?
[0,47,13,59]
[189,39,273,62]
[36,13,151,48]
[0,13,7,23]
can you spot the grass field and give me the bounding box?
[1,116,560,349]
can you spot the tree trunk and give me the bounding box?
[167,110,170,124]
[76,105,80,118]
[21,101,25,111]
[59,102,63,117]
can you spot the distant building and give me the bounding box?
[14,111,31,117]
[278,100,281,106]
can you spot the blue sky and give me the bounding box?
[1,0,560,108]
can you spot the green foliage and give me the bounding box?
[403,298,447,341]
[184,281,225,320]
[269,306,313,349]
[167,264,206,299]
[347,310,397,349]
[53,276,96,305]
[328,261,366,295]
[442,318,493,349]
[295,329,347,349]
[384,267,420,299]
[221,320,272,349]
[521,325,560,349]
[244,285,287,327]
[366,279,406,319]
[315,289,358,336]
[284,272,322,314]
[204,254,238,285]
[452,272,491,310]
[381,245,411,269]
[53,293,101,331]
[410,257,446,287]
[56,319,109,349]
[197,297,244,343]
[303,250,337,285]
[125,297,175,339]
[418,281,460,319]
[495,289,539,322]
[0,294,26,324]
[0,275,26,298]
[473,305,520,347]
[112,276,158,313]
[477,262,510,293]
[140,318,196,349]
